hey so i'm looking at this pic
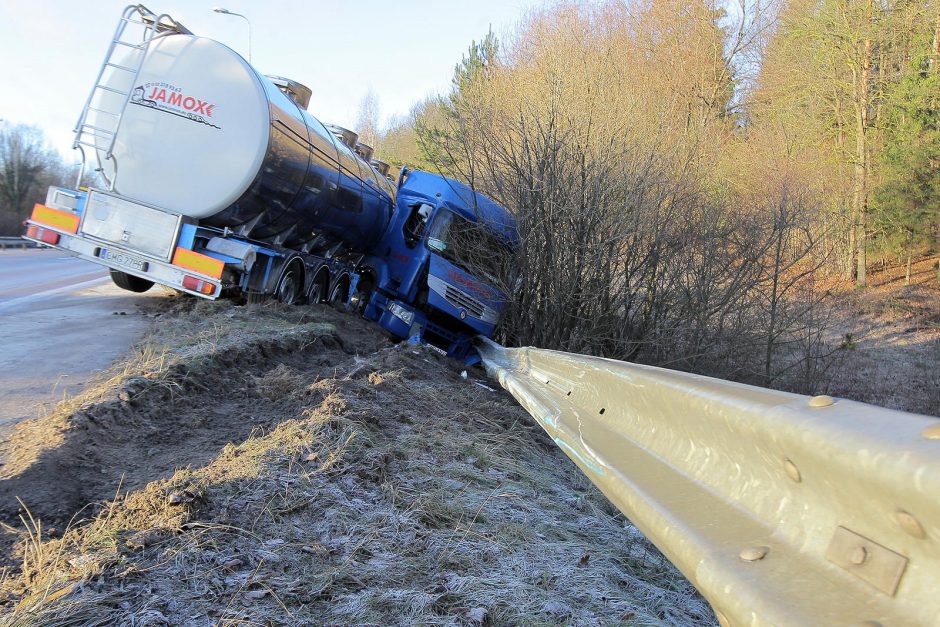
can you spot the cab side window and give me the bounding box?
[403,203,432,248]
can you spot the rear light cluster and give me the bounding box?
[182,275,216,296]
[26,225,60,245]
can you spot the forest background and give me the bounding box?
[3,0,938,412]
[373,0,940,413]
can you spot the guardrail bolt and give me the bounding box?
[922,423,940,440]
[783,458,801,483]
[895,510,926,539]
[808,395,834,408]
[739,546,768,562]
[850,546,868,565]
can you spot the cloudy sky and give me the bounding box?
[0,0,542,163]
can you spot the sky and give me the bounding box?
[0,0,545,164]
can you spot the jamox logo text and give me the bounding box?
[130,83,221,129]
[147,86,215,116]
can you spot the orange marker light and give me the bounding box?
[172,247,224,279]
[30,204,80,234]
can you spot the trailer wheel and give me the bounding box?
[275,260,304,305]
[328,276,350,309]
[110,269,154,293]
[308,269,329,304]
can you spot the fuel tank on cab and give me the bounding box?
[88,34,395,250]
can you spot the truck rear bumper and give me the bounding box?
[24,223,222,299]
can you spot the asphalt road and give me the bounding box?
[0,249,169,427]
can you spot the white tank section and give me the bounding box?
[89,35,270,219]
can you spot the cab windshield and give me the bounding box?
[426,209,514,286]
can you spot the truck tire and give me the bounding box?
[275,260,304,305]
[329,276,350,309]
[308,269,329,304]
[110,269,154,293]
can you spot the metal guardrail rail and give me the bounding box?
[0,237,35,249]
[476,338,939,626]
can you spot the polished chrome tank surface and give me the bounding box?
[93,34,395,249]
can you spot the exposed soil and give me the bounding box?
[0,299,712,625]
[0,305,369,521]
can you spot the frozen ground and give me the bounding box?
[0,298,714,625]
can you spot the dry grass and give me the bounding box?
[824,256,940,415]
[0,299,713,625]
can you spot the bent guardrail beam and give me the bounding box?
[476,338,939,626]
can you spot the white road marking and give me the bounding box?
[0,276,109,314]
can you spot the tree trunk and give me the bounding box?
[765,213,786,385]
[835,95,855,282]
[855,0,873,288]
[933,5,940,72]
[935,9,940,280]
[905,253,912,286]
[845,213,857,281]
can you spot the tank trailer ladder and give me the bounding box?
[72,4,189,189]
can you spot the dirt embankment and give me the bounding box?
[0,299,712,625]
[826,257,940,415]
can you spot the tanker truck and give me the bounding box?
[24,5,517,363]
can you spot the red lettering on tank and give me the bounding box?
[135,83,220,128]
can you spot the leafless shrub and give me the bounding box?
[418,0,843,390]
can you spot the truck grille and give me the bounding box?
[427,274,499,324]
[444,284,485,318]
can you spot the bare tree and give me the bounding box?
[354,89,381,149]
[0,123,68,235]
[416,0,844,392]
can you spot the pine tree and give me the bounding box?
[873,30,940,283]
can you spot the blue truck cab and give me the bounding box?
[361,170,517,363]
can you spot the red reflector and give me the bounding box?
[182,275,216,295]
[26,225,60,245]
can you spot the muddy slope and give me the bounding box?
[0,300,713,625]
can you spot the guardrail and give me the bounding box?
[0,236,35,249]
[476,338,939,626]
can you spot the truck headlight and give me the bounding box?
[388,302,414,325]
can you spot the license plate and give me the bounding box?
[426,343,447,356]
[99,248,149,273]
